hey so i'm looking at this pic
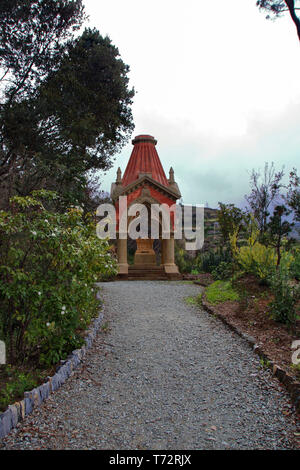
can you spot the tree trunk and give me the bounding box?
[285,0,300,41]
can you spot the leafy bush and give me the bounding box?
[205,281,239,304]
[231,215,295,282]
[175,245,195,273]
[235,242,277,281]
[196,247,232,274]
[290,248,300,281]
[0,191,118,366]
[268,270,299,325]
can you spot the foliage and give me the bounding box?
[205,281,239,304]
[174,243,233,275]
[290,248,300,280]
[235,242,277,281]
[175,244,194,273]
[0,3,134,209]
[195,247,232,274]
[245,162,284,237]
[266,205,294,266]
[231,216,276,281]
[0,191,118,366]
[268,269,299,325]
[0,365,38,412]
[184,296,199,306]
[191,269,200,275]
[217,202,249,244]
[211,261,233,281]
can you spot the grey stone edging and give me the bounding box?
[0,299,104,440]
[200,296,300,411]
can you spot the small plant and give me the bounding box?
[0,366,38,412]
[0,191,118,366]
[290,248,300,281]
[238,288,250,311]
[101,321,110,333]
[175,245,194,273]
[268,270,299,325]
[196,247,233,274]
[191,269,199,275]
[185,296,197,305]
[205,281,239,304]
[231,216,277,282]
[259,358,271,370]
[185,294,203,306]
[211,261,232,280]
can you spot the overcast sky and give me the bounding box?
[83,0,300,208]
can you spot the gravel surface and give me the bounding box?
[0,281,298,450]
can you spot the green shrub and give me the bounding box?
[0,366,38,411]
[205,280,239,304]
[0,191,118,366]
[235,242,277,281]
[196,247,232,274]
[268,270,299,325]
[191,269,200,275]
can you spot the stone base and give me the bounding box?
[118,263,128,275]
[163,264,181,280]
[134,252,156,265]
[164,264,180,274]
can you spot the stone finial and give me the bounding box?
[116,167,122,184]
[169,167,175,184]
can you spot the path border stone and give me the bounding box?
[200,295,300,411]
[0,294,104,440]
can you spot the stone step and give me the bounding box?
[118,265,182,281]
[127,277,168,281]
[128,265,164,271]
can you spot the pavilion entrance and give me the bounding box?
[111,135,182,280]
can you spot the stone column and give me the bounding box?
[162,234,179,275]
[117,236,128,275]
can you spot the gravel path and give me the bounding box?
[1,281,298,450]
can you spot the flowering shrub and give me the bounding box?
[235,242,277,281]
[230,216,276,281]
[0,191,118,366]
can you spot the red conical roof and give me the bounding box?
[122,135,169,187]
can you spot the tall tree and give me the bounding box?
[257,0,300,41]
[0,0,85,102]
